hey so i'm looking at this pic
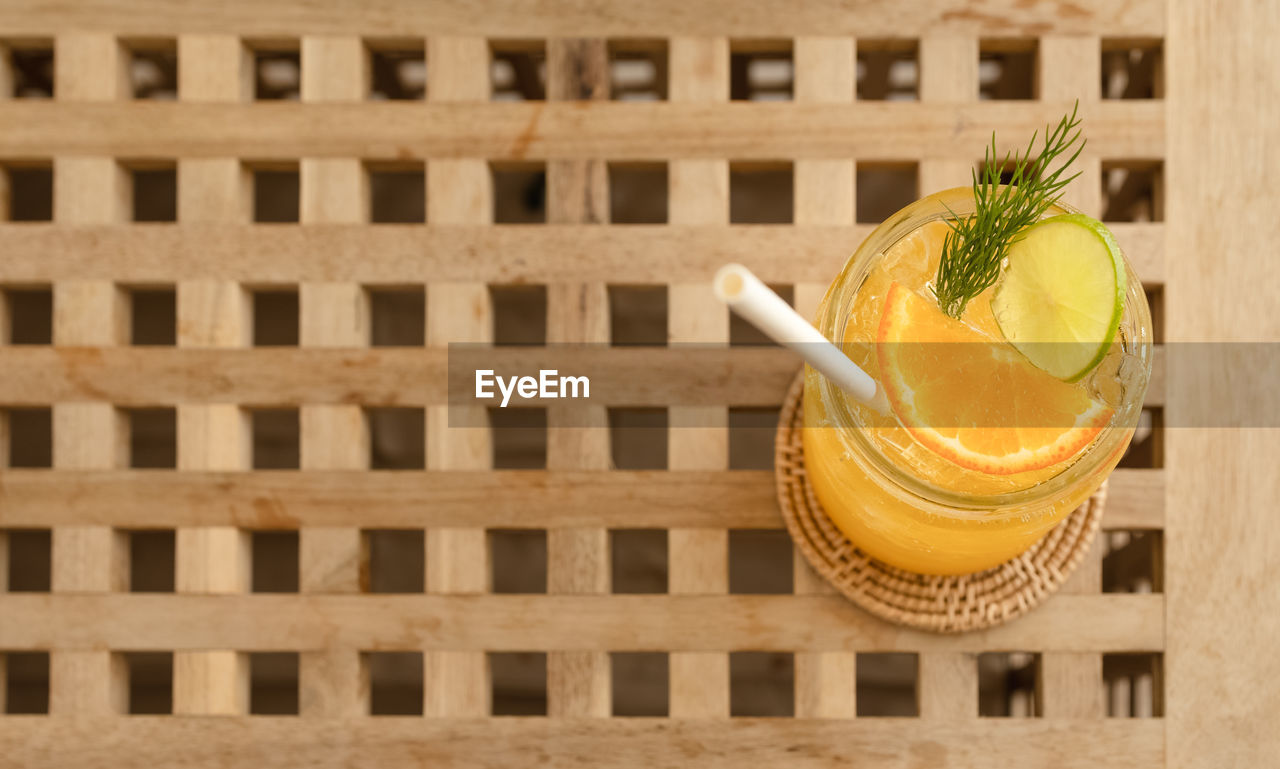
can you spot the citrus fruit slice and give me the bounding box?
[876,282,1113,475]
[991,213,1126,381]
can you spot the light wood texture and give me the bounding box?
[422,36,492,719]
[0,101,1166,160]
[0,0,1165,37]
[0,344,1169,409]
[0,594,1165,653]
[172,33,251,718]
[1166,2,1280,767]
[666,36,731,721]
[791,35,857,721]
[919,652,978,720]
[0,468,1164,531]
[47,32,129,719]
[0,717,1164,769]
[544,36,613,719]
[296,35,369,720]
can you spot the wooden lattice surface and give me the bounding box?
[0,1,1276,767]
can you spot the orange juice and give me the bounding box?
[802,188,1152,574]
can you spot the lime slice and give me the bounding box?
[991,213,1126,381]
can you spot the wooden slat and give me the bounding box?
[0,0,1166,38]
[0,324,1170,413]
[423,35,492,719]
[296,35,369,720]
[0,222,1168,285]
[791,35,856,722]
[0,101,1166,160]
[0,468,1167,531]
[1031,35,1111,724]
[47,31,129,719]
[172,32,251,718]
[0,716,1164,769]
[544,36,612,720]
[1166,1,1280,767]
[666,35,730,721]
[919,652,978,720]
[0,594,1166,653]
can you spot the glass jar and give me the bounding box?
[801,187,1153,574]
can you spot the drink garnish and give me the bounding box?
[990,214,1127,381]
[933,103,1085,320]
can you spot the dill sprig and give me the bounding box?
[934,103,1086,319]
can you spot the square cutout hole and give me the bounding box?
[608,408,667,470]
[979,39,1038,100]
[730,162,793,223]
[252,45,301,100]
[122,651,173,714]
[252,288,299,346]
[5,528,52,591]
[3,162,53,221]
[126,39,178,100]
[362,529,425,593]
[1119,407,1162,469]
[1103,653,1163,717]
[1102,161,1163,222]
[730,40,793,101]
[610,529,667,594]
[612,652,668,716]
[127,530,175,592]
[1102,39,1162,99]
[5,407,52,468]
[857,162,919,224]
[490,651,547,715]
[490,40,546,101]
[609,40,667,101]
[367,651,423,715]
[368,287,425,346]
[730,652,794,716]
[489,407,547,469]
[492,162,547,223]
[8,44,54,99]
[608,285,667,345]
[729,529,793,594]
[490,285,547,346]
[856,652,919,716]
[490,529,547,594]
[252,531,300,593]
[250,652,299,715]
[728,407,781,469]
[979,652,1041,717]
[1103,530,1163,593]
[608,162,668,224]
[251,408,300,469]
[3,651,49,713]
[367,162,425,223]
[125,162,177,222]
[858,39,919,100]
[368,41,425,100]
[4,286,53,343]
[367,407,425,470]
[126,407,176,468]
[129,287,176,345]
[250,163,301,223]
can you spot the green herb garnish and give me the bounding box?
[934,103,1085,319]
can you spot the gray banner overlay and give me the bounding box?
[448,343,1280,428]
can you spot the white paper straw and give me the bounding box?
[713,263,882,408]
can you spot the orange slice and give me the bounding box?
[876,282,1112,475]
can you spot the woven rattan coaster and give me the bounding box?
[775,372,1104,633]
